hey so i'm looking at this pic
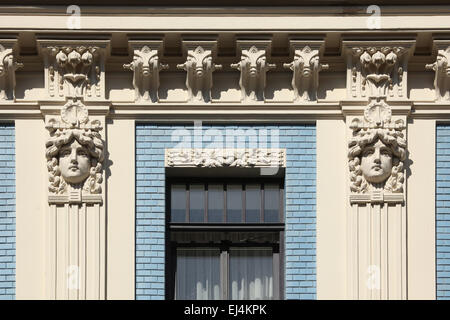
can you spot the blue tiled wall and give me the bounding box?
[0,124,15,300]
[437,124,450,300]
[135,123,316,300]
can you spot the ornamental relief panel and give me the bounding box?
[165,148,286,168]
[343,41,414,101]
[348,101,406,202]
[37,40,109,101]
[45,101,104,204]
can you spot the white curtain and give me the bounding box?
[229,248,273,300]
[175,248,221,300]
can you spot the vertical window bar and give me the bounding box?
[223,184,227,223]
[242,184,246,223]
[279,183,284,222]
[186,183,189,223]
[261,184,265,223]
[205,183,208,223]
[220,248,228,300]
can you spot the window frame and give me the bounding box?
[165,177,285,300]
[167,177,285,225]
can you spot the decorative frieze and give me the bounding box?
[177,41,222,103]
[124,40,168,102]
[165,148,285,168]
[38,40,109,101]
[231,41,276,102]
[283,40,328,102]
[426,40,450,101]
[343,41,414,101]
[0,40,22,101]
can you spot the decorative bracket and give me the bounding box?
[343,40,414,101]
[231,40,276,102]
[0,39,23,101]
[177,41,222,103]
[37,39,109,101]
[124,40,168,102]
[426,40,450,102]
[283,40,328,102]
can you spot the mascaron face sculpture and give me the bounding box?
[348,126,406,193]
[46,127,104,194]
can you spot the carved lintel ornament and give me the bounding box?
[231,41,276,102]
[343,41,414,100]
[124,40,168,102]
[38,40,109,100]
[45,100,104,204]
[165,148,286,168]
[283,40,328,102]
[348,100,407,203]
[0,40,23,101]
[177,41,222,102]
[426,40,450,101]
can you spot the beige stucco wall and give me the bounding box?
[15,119,46,299]
[407,119,436,300]
[106,119,135,300]
[316,119,348,299]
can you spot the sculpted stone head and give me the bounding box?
[58,139,91,185]
[360,139,393,184]
[348,128,406,193]
[46,128,103,194]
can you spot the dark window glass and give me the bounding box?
[264,184,279,223]
[171,184,186,222]
[189,184,205,223]
[245,184,261,223]
[227,185,243,223]
[175,248,221,300]
[208,184,224,222]
[229,248,274,300]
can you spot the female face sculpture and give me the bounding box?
[360,139,393,184]
[58,139,91,185]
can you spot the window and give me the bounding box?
[166,179,284,300]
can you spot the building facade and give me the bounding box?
[0,3,448,300]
